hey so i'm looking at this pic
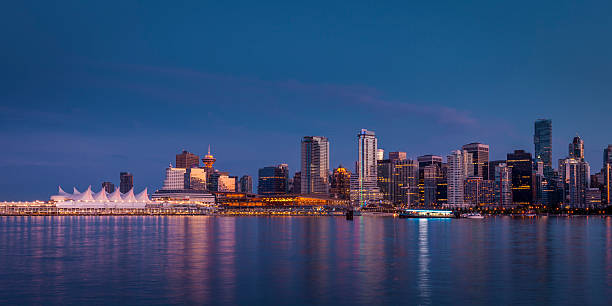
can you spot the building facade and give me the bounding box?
[239,175,253,194]
[462,143,490,180]
[102,182,115,193]
[534,119,553,178]
[494,163,513,207]
[377,156,418,207]
[507,150,534,205]
[119,172,133,193]
[569,136,585,161]
[350,129,381,206]
[559,157,590,208]
[176,150,200,168]
[330,166,351,200]
[258,164,289,195]
[300,136,330,195]
[447,150,472,208]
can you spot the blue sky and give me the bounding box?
[1,1,611,200]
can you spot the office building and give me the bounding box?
[569,136,585,161]
[462,142,490,179]
[162,166,187,190]
[239,175,253,194]
[377,157,418,206]
[417,155,444,207]
[559,157,590,208]
[507,150,533,205]
[101,182,115,193]
[585,188,602,208]
[464,176,495,207]
[376,149,385,161]
[330,166,351,200]
[494,163,513,207]
[176,150,200,168]
[258,164,289,195]
[350,129,381,206]
[390,151,407,162]
[119,172,133,193]
[534,119,553,178]
[209,172,236,192]
[604,145,612,167]
[301,136,330,195]
[291,172,301,194]
[185,168,207,190]
[447,150,472,208]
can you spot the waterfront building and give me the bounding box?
[436,163,448,206]
[377,157,418,207]
[507,150,534,205]
[464,176,495,207]
[494,163,513,207]
[102,182,114,193]
[418,155,444,207]
[604,145,612,167]
[330,166,351,200]
[377,149,385,161]
[120,172,133,194]
[176,150,200,168]
[186,168,208,190]
[151,189,215,203]
[534,119,553,178]
[350,129,381,206]
[209,172,236,192]
[258,164,289,195]
[300,136,330,195]
[447,150,473,208]
[488,160,506,182]
[559,157,590,208]
[586,188,602,208]
[604,163,612,205]
[52,186,150,208]
[462,142,490,180]
[569,136,585,161]
[239,175,253,194]
[162,165,187,190]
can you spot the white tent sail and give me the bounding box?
[93,188,109,202]
[74,185,94,201]
[73,187,81,195]
[108,188,123,201]
[121,188,137,202]
[135,188,150,202]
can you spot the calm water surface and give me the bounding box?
[0,216,611,305]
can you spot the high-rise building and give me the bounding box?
[462,143,490,179]
[559,157,590,208]
[447,150,472,208]
[604,164,611,205]
[377,157,418,206]
[507,150,533,205]
[604,145,612,167]
[417,155,444,207]
[569,136,585,161]
[102,182,115,193]
[176,150,200,168]
[292,172,301,194]
[201,145,216,170]
[209,172,236,192]
[494,163,513,207]
[330,166,351,200]
[258,164,289,195]
[185,168,207,190]
[376,149,385,161]
[300,136,330,195]
[464,176,495,207]
[389,151,407,162]
[119,172,133,193]
[350,129,381,206]
[534,119,553,178]
[585,188,602,208]
[239,175,253,194]
[162,165,187,190]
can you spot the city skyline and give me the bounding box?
[3,1,612,200]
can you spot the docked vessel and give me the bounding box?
[398,209,456,219]
[461,213,485,219]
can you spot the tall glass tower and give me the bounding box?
[534,119,553,178]
[300,136,330,195]
[350,129,381,206]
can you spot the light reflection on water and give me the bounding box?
[0,216,611,305]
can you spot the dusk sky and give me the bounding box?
[2,1,612,200]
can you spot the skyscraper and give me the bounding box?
[300,136,330,195]
[461,143,490,179]
[494,163,513,207]
[417,155,444,207]
[464,176,495,207]
[534,119,553,178]
[102,182,115,193]
[119,172,133,193]
[185,168,207,190]
[377,156,418,207]
[239,175,253,194]
[447,150,472,208]
[604,145,612,167]
[258,164,289,195]
[175,150,200,168]
[569,136,585,161]
[376,149,385,161]
[559,157,590,208]
[507,150,534,205]
[350,129,381,206]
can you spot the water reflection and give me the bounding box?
[0,216,611,305]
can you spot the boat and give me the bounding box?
[398,209,456,219]
[461,213,484,219]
